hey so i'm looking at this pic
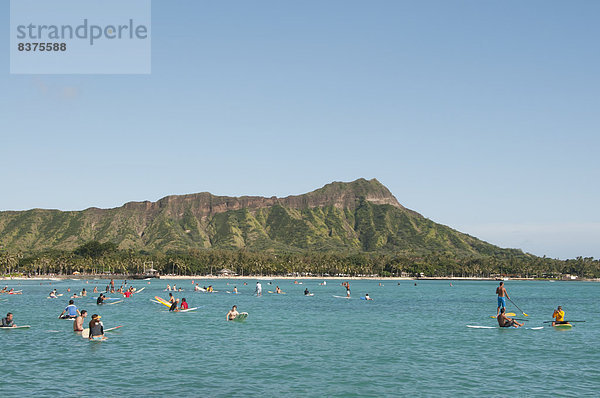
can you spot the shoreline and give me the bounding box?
[1,275,598,282]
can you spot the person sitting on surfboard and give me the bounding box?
[226,305,239,321]
[276,286,283,294]
[88,314,105,340]
[552,306,568,326]
[304,288,310,296]
[180,298,189,310]
[74,310,87,332]
[496,282,510,316]
[59,300,81,319]
[233,287,238,294]
[169,299,180,312]
[497,308,523,328]
[1,312,17,328]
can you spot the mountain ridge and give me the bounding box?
[0,178,521,257]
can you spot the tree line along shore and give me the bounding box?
[1,241,599,280]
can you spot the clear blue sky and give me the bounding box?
[1,1,598,259]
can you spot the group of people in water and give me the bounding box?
[495,281,568,328]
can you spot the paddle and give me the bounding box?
[513,318,529,322]
[508,298,528,316]
[543,320,586,324]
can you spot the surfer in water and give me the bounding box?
[1,312,17,328]
[226,305,239,321]
[88,314,106,340]
[497,308,523,328]
[169,299,180,312]
[74,310,87,332]
[364,293,373,300]
[304,288,310,296]
[96,294,106,305]
[496,282,510,316]
[180,298,189,310]
[59,300,81,319]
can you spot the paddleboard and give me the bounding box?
[553,323,573,329]
[467,325,543,330]
[304,293,314,296]
[106,300,123,305]
[133,287,146,294]
[0,325,30,329]
[82,328,107,341]
[490,313,516,318]
[233,312,248,322]
[333,295,351,299]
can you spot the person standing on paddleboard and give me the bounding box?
[496,282,510,316]
[255,282,262,297]
[1,312,17,328]
[497,308,523,328]
[74,310,87,332]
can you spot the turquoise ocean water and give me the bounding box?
[1,279,598,397]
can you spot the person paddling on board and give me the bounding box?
[226,305,239,321]
[255,282,262,297]
[74,310,87,332]
[59,300,81,319]
[364,293,373,300]
[304,288,310,296]
[88,314,106,340]
[552,306,568,326]
[496,282,510,316]
[97,294,106,305]
[1,312,17,328]
[169,299,180,312]
[342,281,351,297]
[497,308,523,328]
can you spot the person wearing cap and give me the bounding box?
[74,310,87,332]
[59,300,81,319]
[169,298,180,312]
[88,314,105,340]
[552,306,568,326]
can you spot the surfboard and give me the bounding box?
[166,307,198,313]
[133,287,146,294]
[304,293,314,296]
[106,300,123,305]
[154,296,172,308]
[490,313,516,318]
[333,295,351,299]
[233,312,248,322]
[105,325,124,332]
[467,325,543,330]
[0,325,30,329]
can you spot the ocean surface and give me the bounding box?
[0,278,598,397]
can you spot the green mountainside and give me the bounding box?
[0,178,521,257]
